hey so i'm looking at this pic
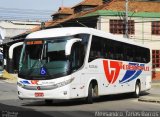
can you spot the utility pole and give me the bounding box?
[125,0,129,38]
[41,22,45,29]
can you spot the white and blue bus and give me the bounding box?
[17,27,151,103]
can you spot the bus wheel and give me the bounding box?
[45,100,53,104]
[86,83,93,104]
[133,81,141,98]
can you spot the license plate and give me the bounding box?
[35,92,44,97]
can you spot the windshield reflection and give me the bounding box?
[19,38,70,79]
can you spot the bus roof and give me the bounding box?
[26,27,93,39]
[26,27,149,49]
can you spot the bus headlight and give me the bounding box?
[53,77,74,89]
[17,82,25,88]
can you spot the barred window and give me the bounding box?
[152,50,160,68]
[110,20,135,35]
[152,21,160,35]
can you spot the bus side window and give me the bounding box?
[142,58,146,63]
[89,36,102,62]
[70,42,85,71]
[97,51,103,58]
[109,52,114,59]
[89,51,95,61]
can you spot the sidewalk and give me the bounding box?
[138,80,160,104]
[0,70,17,83]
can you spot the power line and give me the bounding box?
[0,7,55,13]
[1,6,160,22]
[0,7,54,21]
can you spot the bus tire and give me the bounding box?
[133,81,141,98]
[45,100,53,104]
[86,83,93,104]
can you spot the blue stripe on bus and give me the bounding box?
[120,63,144,84]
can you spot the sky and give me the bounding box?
[0,0,83,21]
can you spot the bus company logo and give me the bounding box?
[20,80,39,85]
[31,80,39,85]
[103,60,150,84]
[103,60,121,84]
[20,80,30,85]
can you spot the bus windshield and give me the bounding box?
[19,34,90,80]
[19,37,70,80]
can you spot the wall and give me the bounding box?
[0,21,40,39]
[5,28,27,38]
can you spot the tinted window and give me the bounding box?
[89,35,150,63]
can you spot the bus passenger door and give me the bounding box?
[69,42,85,98]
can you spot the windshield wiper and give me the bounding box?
[26,60,38,76]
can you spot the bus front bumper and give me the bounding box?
[17,85,71,100]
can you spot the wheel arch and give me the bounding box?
[136,79,141,87]
[85,79,99,97]
[135,79,141,90]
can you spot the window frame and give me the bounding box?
[151,21,160,35]
[110,19,135,35]
[152,50,160,68]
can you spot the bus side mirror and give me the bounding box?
[65,38,82,56]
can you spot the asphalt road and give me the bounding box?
[0,80,160,117]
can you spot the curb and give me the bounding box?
[138,95,160,104]
[138,98,160,104]
[151,83,160,88]
[0,77,17,83]
[4,79,17,84]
